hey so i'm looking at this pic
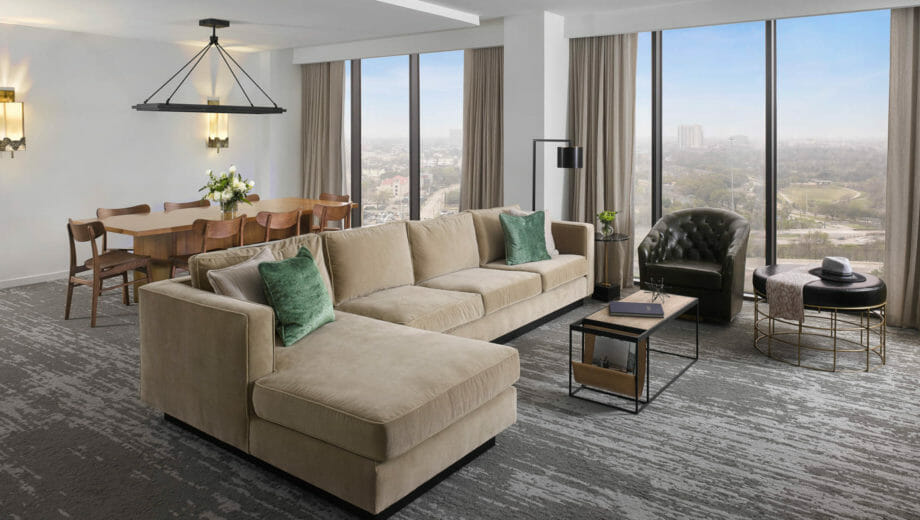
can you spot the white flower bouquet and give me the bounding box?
[199,165,255,215]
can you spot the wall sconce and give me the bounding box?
[207,98,229,153]
[0,88,25,158]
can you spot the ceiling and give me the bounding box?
[0,0,691,51]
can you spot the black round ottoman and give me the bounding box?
[752,265,887,372]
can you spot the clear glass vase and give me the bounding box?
[220,201,238,220]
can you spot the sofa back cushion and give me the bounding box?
[406,213,480,282]
[468,205,520,265]
[323,221,415,305]
[189,234,332,301]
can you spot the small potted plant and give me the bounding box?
[200,165,255,219]
[597,209,618,238]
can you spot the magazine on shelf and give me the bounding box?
[608,301,664,318]
[592,336,637,373]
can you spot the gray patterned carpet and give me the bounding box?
[1,280,919,519]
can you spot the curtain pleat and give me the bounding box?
[301,61,345,199]
[886,8,920,328]
[567,34,638,288]
[461,47,504,210]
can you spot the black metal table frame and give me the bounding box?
[568,299,699,414]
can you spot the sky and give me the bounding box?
[352,9,890,144]
[354,50,463,141]
[639,9,890,142]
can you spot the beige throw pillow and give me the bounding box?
[506,208,559,256]
[206,247,277,304]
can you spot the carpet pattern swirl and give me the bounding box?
[1,281,918,519]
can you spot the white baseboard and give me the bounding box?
[0,270,69,290]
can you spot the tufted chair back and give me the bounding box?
[639,208,747,266]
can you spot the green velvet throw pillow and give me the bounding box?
[499,211,552,265]
[258,247,335,346]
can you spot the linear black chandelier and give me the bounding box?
[132,19,285,114]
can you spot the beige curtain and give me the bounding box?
[567,34,637,288]
[301,61,345,199]
[886,8,920,328]
[461,46,504,210]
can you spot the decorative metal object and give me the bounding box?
[0,87,25,158]
[132,19,286,115]
[647,277,668,303]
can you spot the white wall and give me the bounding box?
[0,23,302,287]
[292,19,504,64]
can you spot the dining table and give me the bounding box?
[88,197,358,283]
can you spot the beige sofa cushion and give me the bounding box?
[337,285,484,332]
[467,205,520,265]
[323,222,415,305]
[252,311,520,462]
[189,234,332,299]
[484,254,588,291]
[406,213,479,282]
[419,268,542,315]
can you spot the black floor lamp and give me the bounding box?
[532,139,584,211]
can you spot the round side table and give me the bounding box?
[593,232,629,301]
[752,265,887,372]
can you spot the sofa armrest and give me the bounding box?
[551,220,595,291]
[139,278,275,452]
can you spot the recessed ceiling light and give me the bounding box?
[377,0,479,26]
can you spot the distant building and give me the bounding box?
[379,176,409,197]
[728,135,749,146]
[678,125,704,149]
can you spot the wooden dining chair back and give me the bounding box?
[169,215,246,278]
[319,192,350,202]
[247,194,261,202]
[164,199,209,211]
[66,219,150,327]
[256,209,302,242]
[96,204,151,251]
[312,202,352,233]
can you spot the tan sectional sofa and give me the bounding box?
[139,207,593,515]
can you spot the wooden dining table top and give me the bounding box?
[90,198,357,237]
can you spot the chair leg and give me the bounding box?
[122,272,130,305]
[90,278,101,328]
[170,263,176,279]
[64,280,74,320]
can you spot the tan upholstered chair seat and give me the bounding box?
[419,268,542,315]
[484,254,588,292]
[252,311,519,462]
[337,285,484,332]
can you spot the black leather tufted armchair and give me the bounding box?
[638,208,750,322]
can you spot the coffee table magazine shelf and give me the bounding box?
[752,265,887,372]
[569,291,699,413]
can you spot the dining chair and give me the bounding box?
[95,204,151,252]
[247,194,261,202]
[164,199,209,211]
[66,219,151,327]
[320,192,350,202]
[169,216,246,278]
[311,202,352,233]
[256,209,301,242]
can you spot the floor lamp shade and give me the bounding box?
[557,146,583,169]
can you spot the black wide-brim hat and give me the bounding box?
[808,267,867,283]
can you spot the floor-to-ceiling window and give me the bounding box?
[419,50,464,218]
[344,60,352,197]
[661,22,766,292]
[777,11,889,277]
[633,32,653,277]
[360,56,410,225]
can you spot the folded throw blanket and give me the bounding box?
[766,266,820,322]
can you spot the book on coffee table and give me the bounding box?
[608,301,664,318]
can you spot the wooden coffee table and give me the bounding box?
[568,291,699,413]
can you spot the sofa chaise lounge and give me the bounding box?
[139,207,594,515]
